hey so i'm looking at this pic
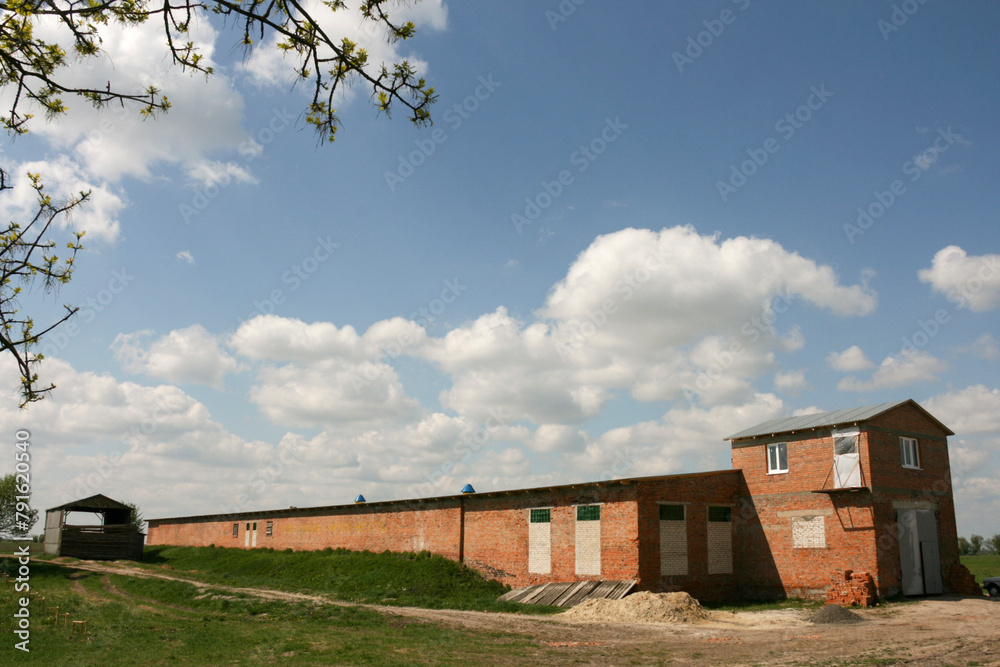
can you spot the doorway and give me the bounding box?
[897,508,943,595]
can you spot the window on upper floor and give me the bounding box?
[767,442,788,474]
[900,437,920,469]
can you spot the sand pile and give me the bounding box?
[563,591,710,624]
[810,604,865,624]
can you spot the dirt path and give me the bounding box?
[37,558,1000,666]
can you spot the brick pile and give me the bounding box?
[825,570,876,607]
[946,563,983,596]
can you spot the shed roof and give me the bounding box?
[726,399,953,440]
[46,494,132,513]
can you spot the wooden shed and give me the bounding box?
[44,494,144,561]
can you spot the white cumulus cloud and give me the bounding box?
[112,325,240,388]
[918,246,1000,312]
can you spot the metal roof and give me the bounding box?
[726,399,953,440]
[46,494,132,513]
[148,469,742,525]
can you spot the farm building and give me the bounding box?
[44,494,145,561]
[146,399,981,602]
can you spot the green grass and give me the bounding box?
[0,560,552,666]
[961,554,1000,585]
[128,544,561,614]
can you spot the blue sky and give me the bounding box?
[2,1,999,537]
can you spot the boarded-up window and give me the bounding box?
[528,509,551,574]
[575,505,601,575]
[707,506,733,574]
[833,429,862,488]
[232,523,239,538]
[265,521,273,537]
[659,504,687,576]
[792,516,826,548]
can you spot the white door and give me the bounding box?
[898,510,922,595]
[244,522,250,548]
[898,509,942,595]
[251,522,258,548]
[920,541,943,595]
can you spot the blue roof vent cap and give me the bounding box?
[354,494,366,503]
[461,484,476,494]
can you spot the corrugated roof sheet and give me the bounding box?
[498,580,636,607]
[726,400,913,440]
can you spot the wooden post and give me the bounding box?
[53,606,59,625]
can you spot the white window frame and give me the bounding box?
[900,437,920,469]
[767,442,788,474]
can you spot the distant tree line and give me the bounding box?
[958,533,1000,556]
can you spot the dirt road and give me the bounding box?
[42,558,1000,666]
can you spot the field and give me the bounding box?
[962,554,1000,585]
[2,545,999,666]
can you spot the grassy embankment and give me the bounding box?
[0,558,552,666]
[15,542,559,613]
[1,543,578,665]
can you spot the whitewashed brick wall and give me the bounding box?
[659,520,688,576]
[575,520,601,575]
[528,521,551,574]
[707,522,733,574]
[792,515,826,548]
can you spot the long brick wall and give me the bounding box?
[146,401,972,604]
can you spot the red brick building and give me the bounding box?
[147,399,977,601]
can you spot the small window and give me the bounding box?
[708,506,732,522]
[530,509,551,523]
[659,504,685,521]
[252,522,257,531]
[265,521,273,537]
[767,442,788,474]
[577,505,601,521]
[232,523,239,538]
[900,437,920,469]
